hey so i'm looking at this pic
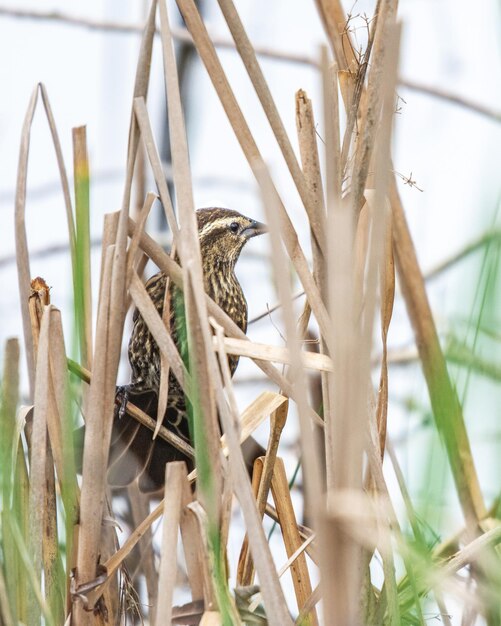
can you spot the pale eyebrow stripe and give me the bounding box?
[198,217,232,238]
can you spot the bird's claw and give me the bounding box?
[115,385,130,420]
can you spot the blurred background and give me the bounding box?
[0,0,500,621]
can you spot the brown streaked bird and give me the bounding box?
[108,208,267,492]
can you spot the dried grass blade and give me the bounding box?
[133,97,180,239]
[39,83,75,255]
[121,0,157,219]
[376,207,394,456]
[216,336,333,376]
[155,462,186,626]
[15,85,40,395]
[295,89,327,286]
[48,308,80,593]
[222,391,287,454]
[126,191,157,282]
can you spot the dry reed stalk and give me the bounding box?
[236,457,264,587]
[74,247,118,625]
[323,83,360,626]
[133,98,180,240]
[27,306,51,625]
[179,472,205,603]
[120,0,157,228]
[155,462,187,625]
[29,284,70,622]
[295,88,332,441]
[157,245,176,437]
[258,163,325,620]
[215,336,333,375]
[237,400,288,586]
[271,458,318,626]
[125,191,157,281]
[210,320,293,623]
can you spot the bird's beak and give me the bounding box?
[242,219,267,239]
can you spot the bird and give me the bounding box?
[107,207,267,492]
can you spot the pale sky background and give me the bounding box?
[0,1,500,622]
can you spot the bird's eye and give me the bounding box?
[229,221,239,234]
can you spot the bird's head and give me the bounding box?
[196,207,267,268]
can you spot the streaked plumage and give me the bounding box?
[109,208,266,491]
